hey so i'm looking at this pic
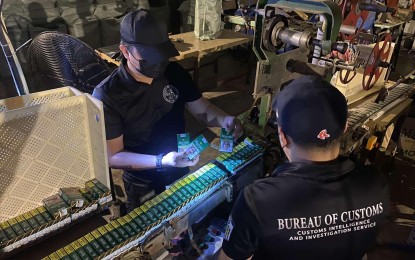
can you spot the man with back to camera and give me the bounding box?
[93,9,243,213]
[219,76,390,259]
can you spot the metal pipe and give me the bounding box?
[339,25,357,35]
[0,0,29,96]
[277,28,311,49]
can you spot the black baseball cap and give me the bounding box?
[272,76,348,146]
[120,9,179,65]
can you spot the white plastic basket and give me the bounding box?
[0,87,109,222]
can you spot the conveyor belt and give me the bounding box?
[341,83,414,155]
[348,83,414,129]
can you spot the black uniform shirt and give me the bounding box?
[93,60,201,184]
[222,157,390,260]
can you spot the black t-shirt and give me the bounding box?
[92,60,201,184]
[222,158,390,260]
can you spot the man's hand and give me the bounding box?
[162,152,199,168]
[222,116,243,140]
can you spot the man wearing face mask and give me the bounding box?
[219,76,390,260]
[93,10,243,213]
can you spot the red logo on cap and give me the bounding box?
[317,129,330,140]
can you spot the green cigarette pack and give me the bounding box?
[183,134,209,160]
[190,173,209,188]
[123,215,143,234]
[84,233,105,255]
[85,181,105,199]
[97,226,118,248]
[143,200,164,219]
[15,215,32,233]
[109,221,131,240]
[128,210,147,230]
[56,248,71,260]
[133,208,153,226]
[7,217,25,237]
[91,229,112,251]
[77,237,99,258]
[169,185,187,203]
[116,218,137,237]
[48,252,59,260]
[164,189,182,206]
[59,187,86,208]
[104,223,124,244]
[41,256,51,260]
[0,220,17,240]
[139,204,158,223]
[175,181,194,198]
[31,207,49,225]
[42,195,70,219]
[70,240,92,260]
[219,128,234,152]
[79,188,94,202]
[23,212,40,230]
[159,191,179,209]
[64,244,82,260]
[152,195,173,213]
[183,178,201,194]
[0,226,9,244]
[90,179,110,194]
[177,133,190,152]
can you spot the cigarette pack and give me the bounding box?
[97,226,118,248]
[23,212,40,229]
[31,207,49,225]
[85,181,105,200]
[123,215,143,234]
[220,128,234,152]
[42,195,70,219]
[48,252,59,260]
[109,221,131,240]
[177,133,190,152]
[0,221,16,240]
[64,244,82,260]
[91,230,112,251]
[77,237,100,258]
[15,215,32,233]
[183,135,209,160]
[128,210,147,230]
[0,226,9,244]
[116,218,137,237]
[139,204,158,223]
[56,248,71,260]
[143,200,164,219]
[70,240,92,260]
[79,188,95,202]
[103,223,124,244]
[59,187,86,208]
[84,233,105,255]
[7,218,25,237]
[133,208,153,226]
[152,195,173,213]
[159,191,179,209]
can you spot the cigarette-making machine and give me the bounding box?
[250,0,415,158]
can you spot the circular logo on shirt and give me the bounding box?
[163,85,179,104]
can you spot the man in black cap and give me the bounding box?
[93,10,242,213]
[219,76,390,259]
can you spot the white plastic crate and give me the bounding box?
[0,87,109,222]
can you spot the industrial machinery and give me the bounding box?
[248,0,414,158]
[0,0,414,259]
